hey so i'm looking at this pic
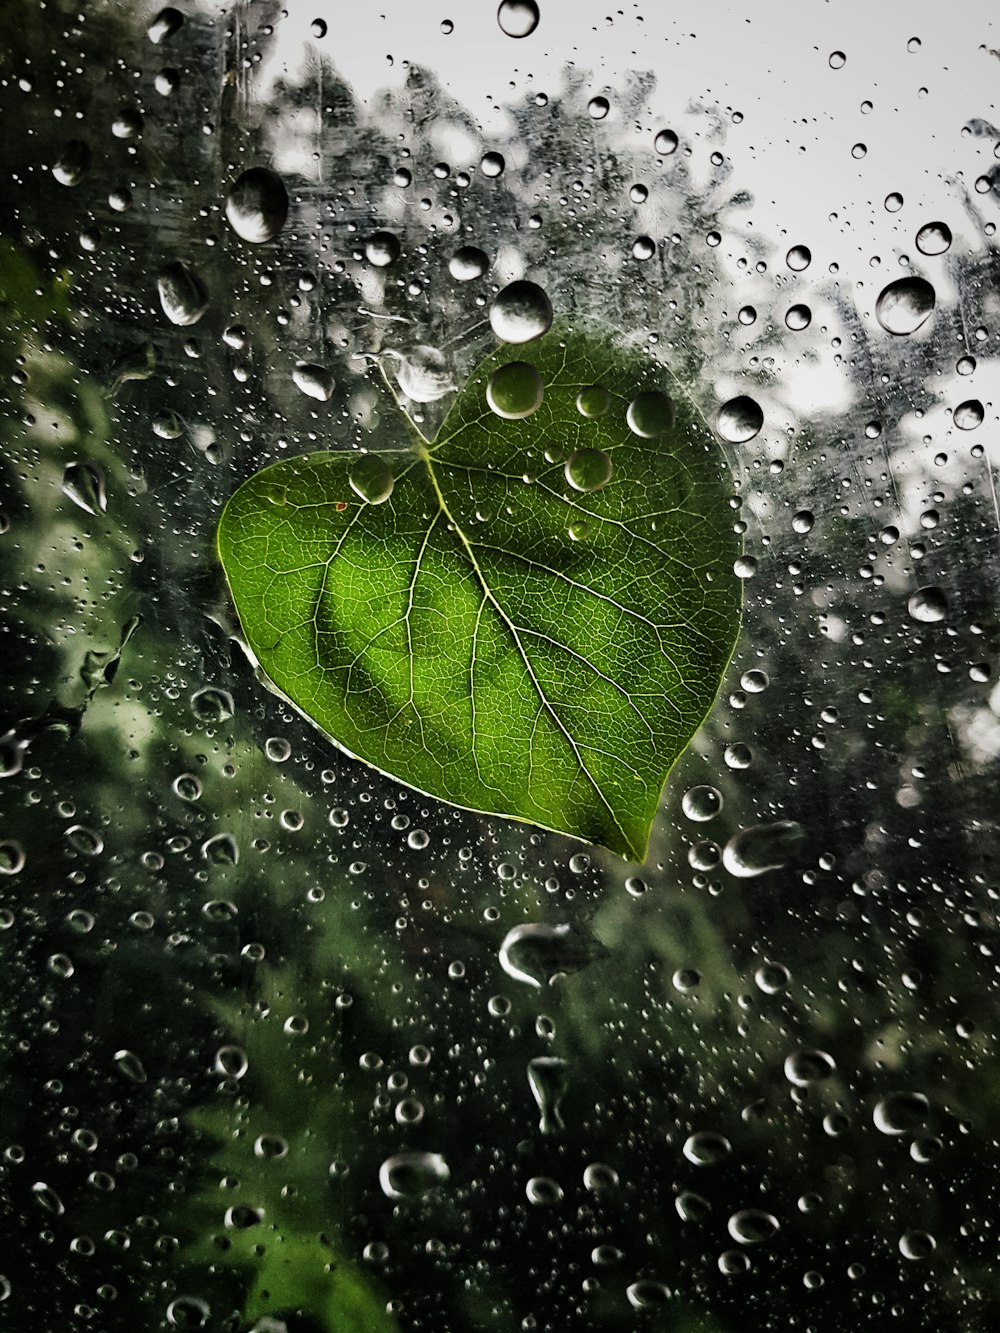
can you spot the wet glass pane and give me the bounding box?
[2,2,998,1329]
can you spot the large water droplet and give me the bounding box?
[875,276,935,335]
[683,1131,732,1166]
[448,246,489,281]
[783,1048,836,1086]
[785,303,812,330]
[915,221,952,256]
[717,396,763,443]
[349,455,394,505]
[654,129,678,155]
[723,821,804,876]
[497,0,540,38]
[954,398,984,430]
[52,139,91,186]
[489,280,553,344]
[158,261,209,327]
[728,1210,780,1244]
[62,461,106,516]
[292,362,335,402]
[498,921,606,987]
[681,785,723,822]
[576,384,611,419]
[393,345,455,402]
[365,229,401,266]
[899,1230,936,1261]
[528,1056,568,1134]
[627,390,676,438]
[379,1151,449,1199]
[565,447,612,493]
[148,7,184,43]
[786,245,812,271]
[191,687,234,723]
[486,361,544,419]
[907,586,948,623]
[874,1091,930,1135]
[225,167,289,244]
[626,1281,672,1309]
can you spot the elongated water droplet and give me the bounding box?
[728,1209,779,1244]
[723,821,804,876]
[486,361,544,419]
[379,1150,449,1199]
[201,832,239,865]
[683,1131,731,1165]
[876,276,935,335]
[717,396,764,443]
[499,921,606,987]
[349,455,394,505]
[165,1296,210,1328]
[627,390,676,438]
[32,1182,64,1215]
[874,1091,929,1135]
[158,261,209,327]
[784,1048,835,1086]
[292,362,335,401]
[62,462,106,516]
[489,280,553,344]
[225,167,289,244]
[114,1049,147,1084]
[627,1281,672,1309]
[676,1191,712,1222]
[497,0,540,38]
[565,447,612,493]
[148,6,184,42]
[528,1056,568,1134]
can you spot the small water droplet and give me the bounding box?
[565,447,612,493]
[225,167,289,244]
[497,0,539,38]
[567,519,592,542]
[394,345,455,402]
[32,1182,65,1216]
[626,1280,671,1309]
[158,261,209,327]
[907,586,948,623]
[349,455,394,505]
[899,1230,936,1261]
[792,509,814,534]
[190,687,234,723]
[723,821,805,877]
[754,962,790,993]
[311,18,328,38]
[486,361,544,419]
[201,832,239,865]
[480,150,505,178]
[719,1250,751,1276]
[829,50,846,68]
[588,95,610,119]
[526,1176,564,1205]
[292,362,335,402]
[876,276,935,335]
[874,1091,929,1135]
[717,395,764,443]
[379,1151,449,1199]
[490,280,553,343]
[632,235,656,261]
[738,305,757,325]
[114,1049,147,1084]
[166,1295,210,1328]
[676,1190,711,1223]
[112,107,143,140]
[627,390,676,438]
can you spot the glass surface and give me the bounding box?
[2,2,999,1329]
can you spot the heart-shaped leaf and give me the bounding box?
[217,327,741,859]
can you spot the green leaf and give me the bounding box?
[217,327,740,859]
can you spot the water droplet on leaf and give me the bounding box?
[576,384,611,418]
[349,455,394,505]
[486,361,544,419]
[627,390,676,438]
[565,447,612,493]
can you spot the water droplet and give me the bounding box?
[166,1296,210,1328]
[526,1176,564,1205]
[911,1135,942,1163]
[191,687,234,723]
[490,280,553,343]
[738,305,757,325]
[681,785,723,822]
[675,1190,712,1223]
[66,824,104,856]
[588,96,610,119]
[114,1049,147,1084]
[754,962,790,994]
[734,555,758,580]
[480,151,505,178]
[632,235,656,261]
[32,1182,64,1216]
[379,1151,449,1199]
[785,303,812,330]
[365,230,401,266]
[907,586,948,623]
[112,107,144,140]
[625,874,647,896]
[683,1131,732,1166]
[486,361,544,419]
[565,448,612,493]
[724,743,752,769]
[728,1210,780,1244]
[52,139,91,186]
[224,167,289,244]
[201,832,239,865]
[718,1250,751,1276]
[654,128,678,155]
[497,0,540,38]
[723,821,805,877]
[214,1045,248,1078]
[349,455,394,505]
[874,1091,929,1135]
[717,395,764,443]
[0,841,25,875]
[155,68,180,96]
[875,276,935,335]
[394,345,455,402]
[829,50,846,68]
[783,1048,836,1086]
[626,1281,671,1309]
[157,261,209,327]
[311,18,328,38]
[576,384,611,418]
[172,773,202,801]
[899,1230,936,1261]
[62,462,107,516]
[786,245,812,271]
[292,362,335,402]
[792,509,814,534]
[915,221,952,255]
[592,1244,623,1265]
[498,921,606,987]
[148,7,184,43]
[627,390,676,438]
[954,398,984,430]
[673,968,700,992]
[567,519,592,542]
[528,1056,568,1134]
[448,245,489,280]
[630,183,649,203]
